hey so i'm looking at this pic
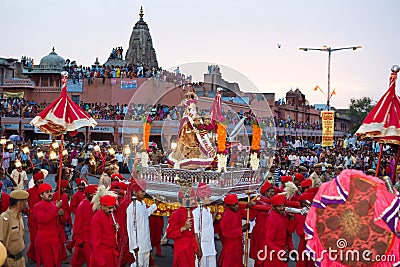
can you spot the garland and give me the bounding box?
[216,123,227,154]
[251,123,262,152]
[143,122,151,150]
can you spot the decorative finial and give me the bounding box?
[139,6,144,19]
[52,47,55,52]
[391,65,400,73]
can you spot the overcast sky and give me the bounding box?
[1,0,399,108]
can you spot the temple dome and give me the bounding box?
[39,47,65,67]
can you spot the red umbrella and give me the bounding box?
[30,71,97,197]
[356,65,400,181]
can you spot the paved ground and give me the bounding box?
[22,173,298,267]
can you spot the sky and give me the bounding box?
[1,0,399,108]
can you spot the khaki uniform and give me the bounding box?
[0,209,26,267]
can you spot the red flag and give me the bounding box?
[210,90,226,123]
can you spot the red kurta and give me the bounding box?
[250,196,272,262]
[115,194,135,267]
[260,210,294,267]
[0,192,10,213]
[32,200,66,267]
[70,199,94,267]
[166,207,197,267]
[149,214,164,255]
[218,207,244,267]
[70,190,85,214]
[90,210,118,267]
[294,214,314,267]
[27,186,41,261]
[52,192,71,262]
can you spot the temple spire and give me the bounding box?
[139,6,144,19]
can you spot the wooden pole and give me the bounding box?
[375,143,383,177]
[244,191,251,267]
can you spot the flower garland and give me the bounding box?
[251,123,262,152]
[142,115,152,150]
[216,123,228,172]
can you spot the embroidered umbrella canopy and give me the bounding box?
[305,169,400,267]
[356,65,400,144]
[30,71,97,196]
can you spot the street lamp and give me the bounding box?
[299,45,362,110]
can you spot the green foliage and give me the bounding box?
[347,97,375,133]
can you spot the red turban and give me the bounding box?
[100,195,117,206]
[85,184,98,194]
[111,181,119,189]
[178,188,196,198]
[76,178,86,186]
[118,182,127,191]
[60,180,69,188]
[111,173,123,181]
[131,178,146,192]
[270,194,286,206]
[260,181,272,194]
[38,183,52,194]
[299,193,314,202]
[281,176,292,183]
[33,172,45,181]
[294,173,305,181]
[304,187,319,197]
[196,183,211,199]
[224,194,238,205]
[300,179,312,188]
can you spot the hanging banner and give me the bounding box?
[3,91,24,99]
[121,80,137,89]
[321,111,335,147]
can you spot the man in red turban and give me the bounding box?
[259,194,295,267]
[32,183,67,267]
[70,184,97,267]
[218,194,250,267]
[90,194,118,267]
[167,189,198,267]
[193,183,217,267]
[300,179,313,192]
[26,169,45,263]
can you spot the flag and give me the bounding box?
[330,88,336,98]
[313,85,326,96]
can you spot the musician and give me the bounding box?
[192,183,217,267]
[261,194,294,267]
[32,183,66,267]
[70,184,97,267]
[26,171,44,263]
[90,194,118,267]
[166,190,198,267]
[126,179,157,267]
[218,194,250,267]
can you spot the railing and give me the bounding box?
[33,87,61,93]
[2,78,33,87]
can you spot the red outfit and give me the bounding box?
[249,196,272,263]
[33,200,66,267]
[27,186,41,261]
[52,192,71,262]
[261,210,294,267]
[90,210,118,267]
[0,192,10,213]
[70,190,85,214]
[166,207,197,267]
[218,207,245,267]
[294,214,314,267]
[149,214,164,255]
[115,194,135,267]
[70,199,94,267]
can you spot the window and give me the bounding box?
[71,95,80,104]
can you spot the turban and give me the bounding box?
[60,180,69,188]
[76,178,86,186]
[260,181,272,194]
[33,172,45,181]
[299,193,314,202]
[300,179,313,188]
[196,183,211,199]
[38,183,52,194]
[100,195,117,206]
[118,182,127,191]
[111,181,119,190]
[85,184,98,194]
[131,179,146,192]
[294,173,305,181]
[224,194,238,205]
[281,176,292,183]
[111,173,123,181]
[304,187,319,197]
[270,194,286,206]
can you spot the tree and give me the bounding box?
[347,97,375,134]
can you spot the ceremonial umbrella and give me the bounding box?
[356,65,400,180]
[30,71,97,197]
[305,169,400,267]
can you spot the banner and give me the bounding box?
[2,91,24,99]
[121,80,137,89]
[321,111,335,147]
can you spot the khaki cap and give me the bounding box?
[10,190,29,200]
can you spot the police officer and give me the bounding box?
[0,189,29,267]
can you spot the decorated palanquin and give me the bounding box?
[168,91,216,169]
[305,169,400,266]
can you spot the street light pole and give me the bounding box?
[299,45,362,110]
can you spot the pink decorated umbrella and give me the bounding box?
[305,169,400,267]
[30,71,97,197]
[356,65,400,181]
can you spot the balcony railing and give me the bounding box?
[2,78,33,88]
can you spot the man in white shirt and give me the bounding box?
[127,179,157,267]
[193,183,217,267]
[9,165,28,190]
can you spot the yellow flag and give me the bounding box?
[330,89,336,98]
